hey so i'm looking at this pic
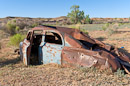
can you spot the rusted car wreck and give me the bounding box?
[19,25,130,73]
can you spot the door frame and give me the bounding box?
[22,30,33,65]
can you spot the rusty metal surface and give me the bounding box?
[20,25,130,73]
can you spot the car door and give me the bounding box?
[21,31,33,65]
[40,30,64,64]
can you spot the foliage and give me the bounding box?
[102,26,107,31]
[120,18,123,21]
[81,29,88,34]
[6,21,17,35]
[118,23,124,27]
[17,22,27,29]
[102,23,109,31]
[9,34,26,47]
[85,15,92,24]
[107,29,116,36]
[5,20,21,35]
[69,24,80,29]
[3,20,28,35]
[106,24,118,36]
[114,69,125,78]
[15,26,20,31]
[69,24,88,34]
[67,5,85,24]
[12,19,16,23]
[31,23,39,28]
[105,23,110,27]
[0,42,1,50]
[67,5,92,24]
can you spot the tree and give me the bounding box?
[85,15,92,24]
[67,5,85,24]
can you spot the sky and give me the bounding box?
[0,0,130,18]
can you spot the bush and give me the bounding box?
[69,24,88,34]
[4,20,22,35]
[118,23,124,27]
[9,34,26,47]
[3,20,26,35]
[30,23,39,28]
[15,26,20,31]
[107,29,116,36]
[105,23,109,27]
[6,21,17,35]
[81,29,88,34]
[0,42,1,50]
[102,26,107,31]
[85,15,92,24]
[102,23,109,31]
[17,22,28,29]
[69,24,81,29]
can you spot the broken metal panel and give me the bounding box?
[118,52,130,62]
[61,47,123,71]
[56,27,96,45]
[64,34,83,48]
[62,47,98,68]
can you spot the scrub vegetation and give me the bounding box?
[9,34,26,47]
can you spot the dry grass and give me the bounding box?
[89,28,130,55]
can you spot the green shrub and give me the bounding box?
[102,26,107,31]
[0,42,1,50]
[4,20,22,35]
[107,27,118,37]
[31,23,39,28]
[105,23,109,27]
[114,69,125,77]
[102,23,110,31]
[81,29,88,34]
[17,22,28,29]
[118,23,124,27]
[68,24,88,34]
[12,19,16,23]
[9,34,26,47]
[6,21,17,35]
[85,15,92,24]
[15,26,20,31]
[69,24,81,29]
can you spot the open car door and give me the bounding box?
[39,30,64,64]
[20,31,33,65]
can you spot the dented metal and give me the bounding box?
[19,25,130,73]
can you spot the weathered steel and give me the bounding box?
[19,25,130,73]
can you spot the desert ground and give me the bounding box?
[1,27,130,86]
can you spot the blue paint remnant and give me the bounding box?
[121,46,124,48]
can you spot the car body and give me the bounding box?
[19,25,130,73]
